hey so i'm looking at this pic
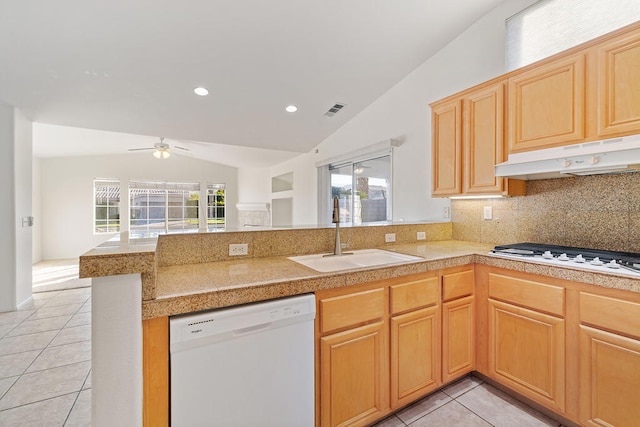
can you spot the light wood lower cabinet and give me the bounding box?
[442,267,475,383]
[320,322,388,427]
[390,305,440,409]
[316,272,445,427]
[488,299,565,413]
[442,295,474,383]
[579,292,640,426]
[579,325,640,426]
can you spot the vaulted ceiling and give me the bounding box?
[0,0,505,161]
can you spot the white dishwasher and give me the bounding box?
[169,294,316,427]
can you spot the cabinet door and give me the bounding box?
[442,295,474,383]
[464,82,506,194]
[431,99,462,196]
[488,299,565,413]
[390,305,440,409]
[320,322,388,427]
[579,325,640,427]
[596,27,640,137]
[508,53,586,153]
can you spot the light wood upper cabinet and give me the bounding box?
[596,26,640,137]
[464,83,506,194]
[431,99,462,196]
[431,84,525,197]
[508,53,586,153]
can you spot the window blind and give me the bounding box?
[506,0,640,71]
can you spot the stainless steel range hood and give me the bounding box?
[494,135,640,180]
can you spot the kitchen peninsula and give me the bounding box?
[80,222,640,427]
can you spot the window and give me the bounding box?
[207,184,226,231]
[94,179,120,233]
[129,181,199,235]
[506,0,640,70]
[329,154,391,225]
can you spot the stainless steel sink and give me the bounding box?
[288,249,422,272]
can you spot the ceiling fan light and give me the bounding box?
[153,149,171,159]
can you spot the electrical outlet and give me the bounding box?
[229,243,248,256]
[442,207,451,219]
[483,206,493,220]
[385,233,396,243]
[416,231,426,240]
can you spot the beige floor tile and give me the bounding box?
[43,295,89,309]
[0,350,41,379]
[0,392,76,427]
[441,375,483,399]
[65,389,91,427]
[0,323,18,339]
[81,370,91,390]
[76,301,91,314]
[0,376,18,399]
[6,315,72,337]
[0,330,57,357]
[0,310,34,326]
[49,325,91,347]
[0,361,90,410]
[65,312,91,328]
[372,414,406,427]
[396,391,451,425]
[26,340,91,373]
[28,304,82,321]
[409,401,491,427]
[457,384,560,427]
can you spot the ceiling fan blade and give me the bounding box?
[174,145,190,152]
[128,147,155,151]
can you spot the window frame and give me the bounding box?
[94,179,121,234]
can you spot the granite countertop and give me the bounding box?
[79,236,640,320]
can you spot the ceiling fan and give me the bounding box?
[128,137,191,159]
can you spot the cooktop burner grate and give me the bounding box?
[491,243,640,274]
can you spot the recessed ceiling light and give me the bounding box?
[285,105,298,113]
[193,87,209,96]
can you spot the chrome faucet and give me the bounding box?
[325,196,352,257]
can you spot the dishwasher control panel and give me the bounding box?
[170,294,316,349]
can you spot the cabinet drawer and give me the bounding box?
[443,269,474,302]
[488,273,564,316]
[580,292,640,339]
[390,277,439,315]
[320,288,385,333]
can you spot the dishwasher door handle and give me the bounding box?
[233,322,273,337]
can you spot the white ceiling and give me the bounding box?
[1,0,505,163]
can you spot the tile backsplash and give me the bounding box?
[452,172,640,252]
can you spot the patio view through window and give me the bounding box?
[94,180,226,235]
[94,179,121,233]
[329,155,391,225]
[129,181,200,234]
[207,184,226,231]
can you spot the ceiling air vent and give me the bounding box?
[324,103,346,117]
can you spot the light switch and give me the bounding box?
[483,206,492,220]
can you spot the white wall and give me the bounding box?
[0,105,17,312]
[0,105,33,312]
[40,153,238,260]
[237,167,270,203]
[14,109,33,306]
[32,157,42,263]
[263,0,538,226]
